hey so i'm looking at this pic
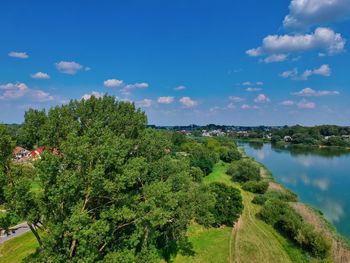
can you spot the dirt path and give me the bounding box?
[229,189,292,263]
[229,216,242,263]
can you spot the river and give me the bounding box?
[238,141,350,240]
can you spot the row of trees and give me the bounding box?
[271,125,350,147]
[0,96,244,262]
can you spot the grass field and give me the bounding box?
[0,232,38,263]
[174,162,310,263]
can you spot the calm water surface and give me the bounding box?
[239,142,350,240]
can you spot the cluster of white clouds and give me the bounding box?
[279,87,340,110]
[134,96,198,109]
[246,0,350,63]
[284,0,350,30]
[247,27,346,63]
[0,82,53,102]
[280,64,331,80]
[157,96,174,104]
[292,87,339,97]
[103,78,149,96]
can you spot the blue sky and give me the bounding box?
[1,0,350,125]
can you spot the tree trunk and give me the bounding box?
[28,223,43,248]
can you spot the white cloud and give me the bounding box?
[229,96,245,102]
[104,79,124,88]
[81,91,104,100]
[298,98,316,109]
[209,106,220,113]
[241,104,259,110]
[136,99,153,108]
[227,103,236,109]
[157,96,174,104]
[0,82,53,101]
[280,68,298,78]
[0,83,28,99]
[292,87,340,96]
[312,64,331,76]
[242,81,263,86]
[246,27,346,61]
[174,85,186,91]
[280,100,295,106]
[284,0,350,30]
[31,90,54,101]
[31,72,50,79]
[246,87,263,92]
[263,54,289,63]
[254,94,270,103]
[55,61,83,75]
[179,97,198,107]
[281,64,331,80]
[8,51,28,59]
[124,82,149,90]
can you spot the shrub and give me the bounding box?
[296,225,331,258]
[189,166,204,182]
[209,182,243,226]
[218,147,242,163]
[227,159,260,183]
[242,181,269,194]
[252,194,267,205]
[264,190,298,202]
[258,199,331,259]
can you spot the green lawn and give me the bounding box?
[0,232,38,263]
[174,162,309,263]
[174,223,232,263]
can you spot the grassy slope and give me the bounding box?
[0,232,38,263]
[174,162,309,263]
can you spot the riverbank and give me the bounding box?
[250,156,350,262]
[172,147,350,262]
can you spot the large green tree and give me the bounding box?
[1,96,212,262]
[17,109,47,149]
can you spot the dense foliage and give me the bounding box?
[1,96,227,262]
[271,125,350,147]
[208,183,243,226]
[258,199,331,258]
[242,180,269,194]
[227,159,260,183]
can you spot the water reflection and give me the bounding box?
[317,197,344,223]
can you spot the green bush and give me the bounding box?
[258,199,331,258]
[296,225,331,258]
[209,182,243,226]
[252,195,267,205]
[218,147,242,163]
[189,166,204,182]
[264,190,298,202]
[242,181,269,194]
[227,159,260,183]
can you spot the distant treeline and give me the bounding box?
[271,125,350,147]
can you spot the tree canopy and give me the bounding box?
[0,96,217,262]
